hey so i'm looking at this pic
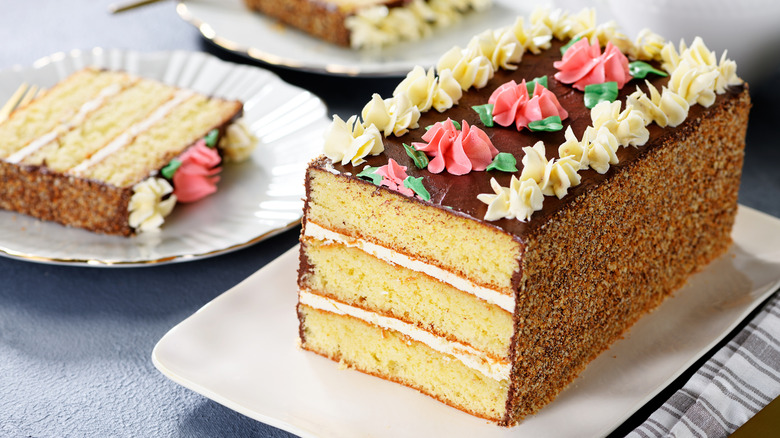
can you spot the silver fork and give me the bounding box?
[0,83,42,123]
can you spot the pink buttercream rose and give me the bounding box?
[553,39,630,90]
[375,158,414,197]
[172,139,222,203]
[412,119,498,175]
[488,80,569,131]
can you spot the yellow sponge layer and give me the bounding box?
[306,167,523,294]
[301,238,514,359]
[28,79,174,171]
[300,304,510,422]
[83,94,239,187]
[0,69,132,158]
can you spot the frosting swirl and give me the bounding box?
[376,158,414,197]
[582,126,619,174]
[467,27,524,71]
[128,177,177,232]
[477,176,543,222]
[626,80,690,128]
[219,119,258,163]
[173,140,222,203]
[558,125,589,170]
[361,93,421,137]
[541,155,581,199]
[518,141,548,183]
[668,61,719,107]
[661,37,742,107]
[508,15,553,55]
[432,69,464,112]
[437,46,495,91]
[554,39,630,91]
[488,80,568,131]
[412,119,498,175]
[628,29,666,62]
[324,115,384,166]
[531,7,590,40]
[394,66,438,112]
[590,101,649,147]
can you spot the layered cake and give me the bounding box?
[297,8,750,426]
[0,67,256,236]
[242,0,492,49]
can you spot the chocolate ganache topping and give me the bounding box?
[328,39,744,241]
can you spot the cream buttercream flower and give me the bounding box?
[394,66,438,112]
[128,178,177,232]
[218,119,258,163]
[518,141,549,184]
[541,155,581,199]
[558,126,590,170]
[437,46,495,90]
[629,28,666,61]
[361,93,421,137]
[478,176,544,222]
[323,115,384,166]
[431,68,464,112]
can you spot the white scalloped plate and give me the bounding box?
[175,0,551,76]
[0,49,328,266]
[153,206,780,437]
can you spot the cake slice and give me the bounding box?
[297,9,749,425]
[242,0,492,49]
[0,67,256,236]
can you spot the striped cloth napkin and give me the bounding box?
[628,291,780,438]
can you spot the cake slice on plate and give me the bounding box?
[0,67,256,236]
[296,8,749,425]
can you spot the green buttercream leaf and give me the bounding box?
[403,143,429,169]
[486,152,518,172]
[525,75,549,94]
[204,129,219,148]
[583,82,619,109]
[629,61,668,79]
[357,166,382,185]
[403,176,431,201]
[528,115,563,132]
[161,159,182,179]
[471,104,494,127]
[560,36,582,56]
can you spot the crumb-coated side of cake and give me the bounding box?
[297,8,750,426]
[0,67,256,236]
[243,0,352,46]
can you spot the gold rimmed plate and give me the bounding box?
[0,49,328,266]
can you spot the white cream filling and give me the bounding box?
[69,89,195,175]
[304,221,516,313]
[300,289,511,381]
[6,83,126,164]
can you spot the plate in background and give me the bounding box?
[0,49,328,266]
[175,0,550,76]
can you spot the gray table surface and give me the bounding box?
[1,1,778,437]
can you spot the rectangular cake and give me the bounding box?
[242,0,492,49]
[0,67,256,236]
[296,9,750,425]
